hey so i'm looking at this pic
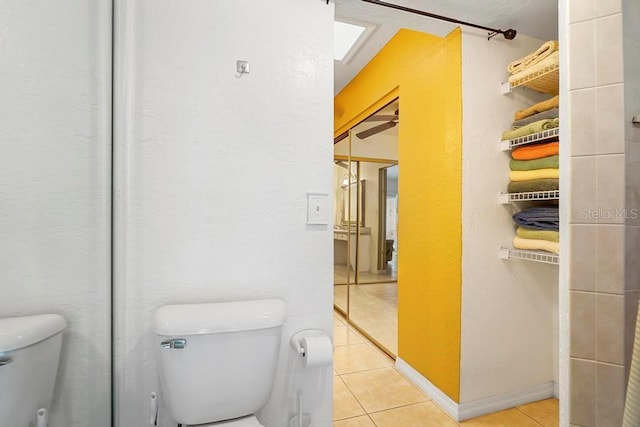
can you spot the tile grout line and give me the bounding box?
[334,319,444,425]
[515,406,546,426]
[333,374,367,423]
[333,315,558,425]
[333,314,421,424]
[333,337,418,424]
[337,366,392,376]
[336,371,372,422]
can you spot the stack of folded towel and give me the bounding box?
[502,41,561,255]
[507,40,559,84]
[503,95,560,193]
[508,141,559,192]
[512,206,559,253]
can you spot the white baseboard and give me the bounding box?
[395,357,556,422]
[457,381,556,421]
[553,381,559,398]
[396,357,460,421]
[395,357,461,420]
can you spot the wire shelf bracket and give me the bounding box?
[499,247,559,265]
[498,190,560,204]
[500,127,559,151]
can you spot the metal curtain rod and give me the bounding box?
[360,0,517,40]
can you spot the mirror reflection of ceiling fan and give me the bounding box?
[356,109,399,139]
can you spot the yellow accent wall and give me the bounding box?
[334,29,462,401]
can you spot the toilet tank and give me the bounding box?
[153,299,287,425]
[0,314,66,426]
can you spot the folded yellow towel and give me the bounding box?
[516,227,559,242]
[515,95,560,121]
[509,168,559,182]
[508,41,559,74]
[508,51,559,84]
[513,236,560,254]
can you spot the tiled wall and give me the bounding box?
[568,0,638,425]
[623,0,640,387]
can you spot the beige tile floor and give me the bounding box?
[333,311,559,426]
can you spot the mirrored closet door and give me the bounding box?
[0,2,112,425]
[333,99,399,357]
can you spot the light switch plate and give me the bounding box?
[306,193,329,225]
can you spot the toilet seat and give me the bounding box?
[196,415,263,427]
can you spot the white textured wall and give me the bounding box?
[0,1,112,425]
[113,1,334,426]
[460,30,559,403]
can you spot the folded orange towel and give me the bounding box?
[515,95,560,121]
[511,141,559,160]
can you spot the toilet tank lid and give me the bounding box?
[153,299,287,336]
[0,314,67,352]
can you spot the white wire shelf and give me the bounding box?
[500,61,559,95]
[499,247,559,265]
[499,190,560,204]
[500,127,560,151]
[511,63,559,94]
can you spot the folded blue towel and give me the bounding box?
[513,206,559,231]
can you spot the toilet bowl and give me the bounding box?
[153,299,287,426]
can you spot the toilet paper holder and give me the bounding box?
[290,329,331,358]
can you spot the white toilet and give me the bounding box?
[153,299,287,426]
[0,313,67,426]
